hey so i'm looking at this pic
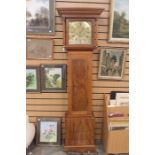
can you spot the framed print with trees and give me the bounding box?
[26,0,55,34]
[109,0,129,42]
[26,66,40,92]
[41,64,67,92]
[98,48,126,80]
[26,38,53,59]
[36,117,61,145]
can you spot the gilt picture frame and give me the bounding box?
[41,64,67,92]
[26,0,55,34]
[98,48,126,80]
[109,0,129,42]
[26,66,40,92]
[36,117,61,145]
[26,38,53,59]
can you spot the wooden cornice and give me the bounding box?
[57,7,104,18]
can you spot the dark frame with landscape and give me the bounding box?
[36,117,61,146]
[41,64,67,92]
[26,66,40,92]
[109,0,129,42]
[26,0,55,34]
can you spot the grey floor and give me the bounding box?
[28,144,129,155]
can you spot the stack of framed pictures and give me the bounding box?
[26,64,67,93]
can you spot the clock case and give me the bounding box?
[57,8,103,153]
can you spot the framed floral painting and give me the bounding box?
[36,117,61,145]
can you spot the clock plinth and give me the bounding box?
[64,114,96,152]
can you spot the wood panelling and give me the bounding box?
[26,0,129,142]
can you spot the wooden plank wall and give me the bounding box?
[26,0,129,142]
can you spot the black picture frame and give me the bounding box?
[26,0,55,34]
[26,66,40,92]
[36,117,61,145]
[41,64,67,92]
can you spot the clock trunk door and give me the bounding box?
[68,52,92,115]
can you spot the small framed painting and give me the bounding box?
[26,0,55,34]
[109,0,129,42]
[26,38,53,59]
[116,93,129,106]
[26,66,40,92]
[36,117,61,145]
[41,64,67,92]
[98,48,126,80]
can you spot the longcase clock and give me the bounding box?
[58,8,103,153]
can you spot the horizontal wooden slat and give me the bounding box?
[98,18,109,26]
[26,105,68,111]
[26,93,68,99]
[98,41,129,48]
[93,81,129,87]
[27,111,66,117]
[93,87,129,94]
[27,99,68,105]
[26,60,67,65]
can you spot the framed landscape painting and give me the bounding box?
[109,0,129,42]
[26,66,40,92]
[98,48,126,80]
[26,0,55,34]
[36,117,61,145]
[26,38,53,59]
[41,64,67,92]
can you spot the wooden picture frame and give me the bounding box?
[41,64,67,92]
[26,38,53,59]
[26,0,55,34]
[109,0,129,42]
[65,18,96,50]
[36,117,61,145]
[26,66,40,92]
[98,48,126,80]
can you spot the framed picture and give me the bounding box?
[116,93,129,106]
[26,38,53,59]
[98,48,126,80]
[41,64,67,92]
[36,117,61,145]
[109,0,129,42]
[26,0,55,34]
[26,66,40,92]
